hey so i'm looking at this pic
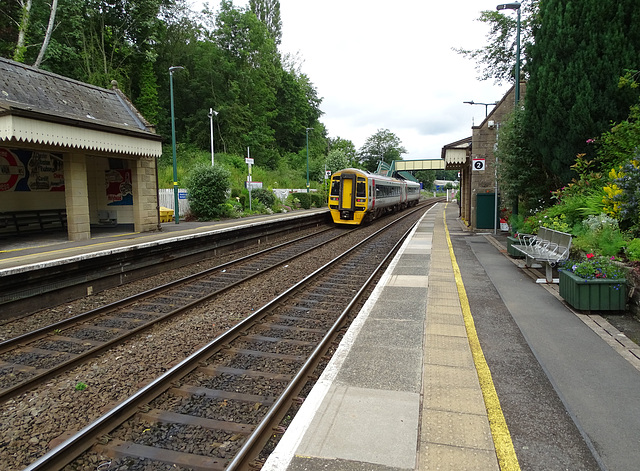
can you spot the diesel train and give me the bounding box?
[328,168,421,225]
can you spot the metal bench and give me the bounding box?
[513,227,572,283]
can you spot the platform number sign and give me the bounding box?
[472,158,486,171]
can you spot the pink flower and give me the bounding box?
[586,253,594,259]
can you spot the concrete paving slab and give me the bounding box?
[426,322,468,338]
[423,408,495,450]
[424,385,487,416]
[336,346,423,392]
[420,443,499,471]
[423,363,482,389]
[385,274,429,287]
[296,384,420,469]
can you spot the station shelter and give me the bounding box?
[0,57,163,241]
[441,83,526,231]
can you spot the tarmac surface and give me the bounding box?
[3,203,640,470]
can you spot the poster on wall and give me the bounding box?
[0,148,64,192]
[106,169,133,205]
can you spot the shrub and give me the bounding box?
[572,213,627,257]
[185,164,231,220]
[251,188,276,208]
[295,193,312,209]
[626,239,640,262]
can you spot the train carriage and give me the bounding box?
[328,168,421,225]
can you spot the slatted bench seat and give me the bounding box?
[0,209,67,235]
[513,227,572,283]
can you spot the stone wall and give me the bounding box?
[469,83,527,230]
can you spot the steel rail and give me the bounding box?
[0,227,354,402]
[0,227,337,353]
[21,204,431,471]
[226,211,424,470]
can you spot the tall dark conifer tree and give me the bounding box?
[525,0,640,187]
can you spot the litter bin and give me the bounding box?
[476,193,499,229]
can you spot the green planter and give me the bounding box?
[558,269,626,311]
[507,236,524,258]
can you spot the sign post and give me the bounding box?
[246,148,254,211]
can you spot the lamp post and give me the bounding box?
[208,108,218,166]
[305,127,313,193]
[169,65,184,224]
[463,100,498,118]
[498,2,522,219]
[497,2,521,105]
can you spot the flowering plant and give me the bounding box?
[561,254,626,280]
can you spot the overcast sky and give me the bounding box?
[201,1,511,160]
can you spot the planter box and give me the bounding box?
[558,269,627,311]
[507,236,524,258]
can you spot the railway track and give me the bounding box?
[0,226,357,403]
[21,203,433,471]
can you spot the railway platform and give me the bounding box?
[3,203,640,470]
[0,208,329,271]
[263,202,640,471]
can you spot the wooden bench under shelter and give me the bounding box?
[513,227,572,283]
[0,209,67,236]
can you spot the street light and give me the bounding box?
[497,2,521,105]
[463,100,498,118]
[208,108,218,166]
[498,2,522,219]
[305,127,313,193]
[169,65,184,224]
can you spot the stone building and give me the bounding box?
[442,83,526,231]
[0,57,163,241]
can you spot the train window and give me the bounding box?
[330,180,340,196]
[356,181,366,198]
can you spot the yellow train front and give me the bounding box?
[328,168,421,225]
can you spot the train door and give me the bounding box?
[339,173,356,211]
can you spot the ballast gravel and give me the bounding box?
[0,222,384,470]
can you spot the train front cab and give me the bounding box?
[329,171,368,225]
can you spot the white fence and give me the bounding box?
[158,189,190,217]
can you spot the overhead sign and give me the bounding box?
[245,158,254,165]
[472,158,486,171]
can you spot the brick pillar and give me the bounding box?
[64,153,91,241]
[132,156,160,233]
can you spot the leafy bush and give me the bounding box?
[250,188,276,208]
[626,239,640,262]
[297,193,312,209]
[185,164,231,220]
[609,158,640,235]
[572,213,628,257]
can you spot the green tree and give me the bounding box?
[249,0,282,46]
[455,0,539,84]
[329,137,358,167]
[186,164,231,220]
[496,105,550,212]
[524,0,640,188]
[212,1,280,168]
[415,170,436,190]
[358,129,407,173]
[135,60,160,125]
[326,149,349,174]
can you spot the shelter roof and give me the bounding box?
[0,57,162,156]
[441,136,471,170]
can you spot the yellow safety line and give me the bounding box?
[443,204,521,471]
[0,232,142,255]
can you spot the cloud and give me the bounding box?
[204,0,511,160]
